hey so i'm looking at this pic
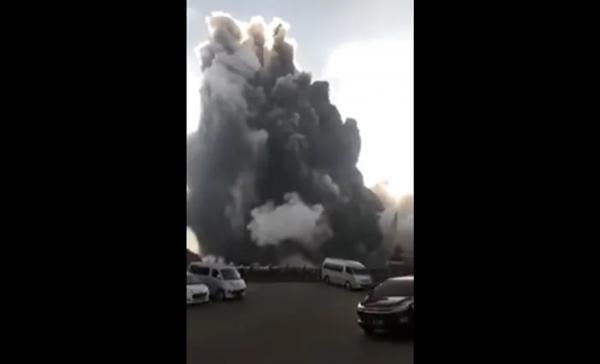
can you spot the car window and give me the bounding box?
[324,263,343,272]
[211,269,220,278]
[372,279,414,299]
[221,268,241,280]
[190,266,209,275]
[349,267,369,275]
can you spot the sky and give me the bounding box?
[187,0,413,198]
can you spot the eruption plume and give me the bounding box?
[187,13,386,265]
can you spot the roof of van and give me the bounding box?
[323,258,366,267]
[189,261,236,269]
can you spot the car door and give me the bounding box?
[322,264,332,281]
[333,264,343,284]
[339,265,348,284]
[210,268,222,291]
[342,266,352,285]
[329,264,338,284]
[190,266,212,290]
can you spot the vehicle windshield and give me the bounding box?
[187,275,202,285]
[371,279,413,299]
[221,268,241,280]
[347,267,369,275]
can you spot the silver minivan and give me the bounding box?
[188,262,247,300]
[321,258,373,290]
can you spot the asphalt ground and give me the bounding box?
[187,282,413,364]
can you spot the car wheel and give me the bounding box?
[344,281,352,290]
[214,289,225,301]
[324,276,330,284]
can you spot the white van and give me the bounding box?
[321,258,373,290]
[188,262,247,300]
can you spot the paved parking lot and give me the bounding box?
[187,282,413,364]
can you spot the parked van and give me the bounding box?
[321,258,373,290]
[188,262,247,300]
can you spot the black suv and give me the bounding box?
[356,276,414,336]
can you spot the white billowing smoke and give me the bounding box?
[379,196,414,261]
[320,173,340,197]
[202,255,226,263]
[195,13,270,235]
[247,192,333,250]
[189,13,390,263]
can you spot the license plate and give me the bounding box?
[399,317,409,324]
[373,319,385,326]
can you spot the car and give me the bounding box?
[321,258,373,290]
[187,273,210,305]
[356,276,414,336]
[188,262,247,300]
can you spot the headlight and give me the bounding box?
[394,300,413,312]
